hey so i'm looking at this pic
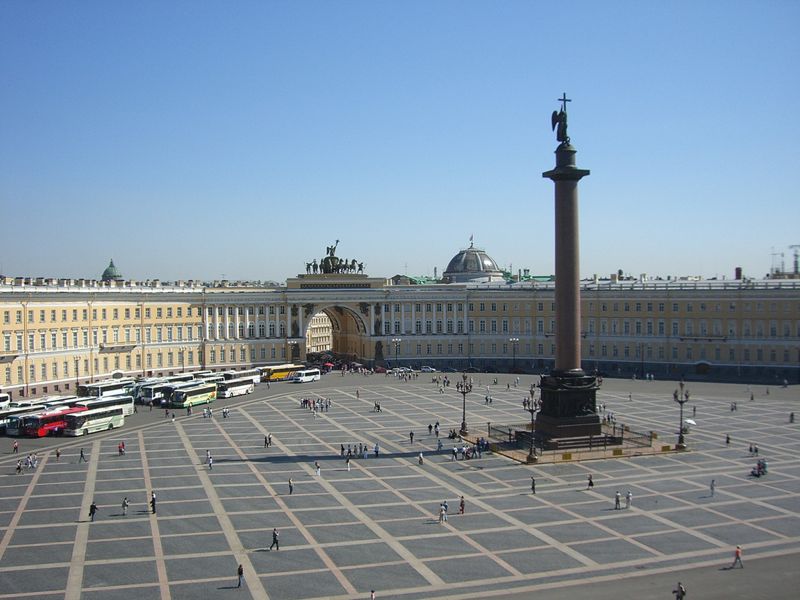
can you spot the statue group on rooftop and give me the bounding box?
[306,240,364,275]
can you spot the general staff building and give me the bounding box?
[1,247,799,400]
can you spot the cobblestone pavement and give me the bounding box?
[0,375,797,599]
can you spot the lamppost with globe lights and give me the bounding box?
[673,383,689,449]
[527,386,540,463]
[457,373,472,435]
[392,338,401,369]
[509,337,519,371]
[287,339,298,361]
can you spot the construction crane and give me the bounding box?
[790,245,800,275]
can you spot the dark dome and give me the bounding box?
[101,259,123,282]
[443,244,504,283]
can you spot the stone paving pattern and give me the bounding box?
[0,375,798,599]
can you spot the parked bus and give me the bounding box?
[64,406,125,436]
[40,396,80,409]
[164,373,195,383]
[77,378,135,398]
[191,370,213,379]
[170,383,217,408]
[140,380,197,406]
[258,364,305,382]
[0,392,9,410]
[217,377,255,398]
[290,368,321,383]
[20,406,88,437]
[128,378,167,403]
[78,395,135,416]
[222,368,260,384]
[0,405,45,432]
[197,374,224,384]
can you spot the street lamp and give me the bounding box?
[457,373,472,436]
[287,339,298,360]
[673,385,689,449]
[74,356,80,391]
[392,338,401,368]
[527,387,539,463]
[180,347,186,373]
[509,337,519,372]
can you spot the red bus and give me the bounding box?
[20,405,88,437]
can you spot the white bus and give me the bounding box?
[170,383,217,408]
[64,406,125,436]
[164,373,195,383]
[197,374,224,384]
[0,393,10,410]
[291,368,321,383]
[78,395,135,416]
[217,377,255,398]
[141,380,197,406]
[191,370,213,379]
[222,369,261,385]
[78,378,135,398]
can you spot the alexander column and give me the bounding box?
[537,94,601,443]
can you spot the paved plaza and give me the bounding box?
[0,375,798,599]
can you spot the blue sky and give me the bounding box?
[1,1,798,282]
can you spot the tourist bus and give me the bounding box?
[78,395,135,416]
[290,368,322,383]
[77,378,135,398]
[129,378,167,403]
[0,405,46,433]
[64,406,125,436]
[164,373,195,383]
[20,405,88,437]
[40,396,80,409]
[217,377,255,398]
[191,370,213,379]
[170,383,217,408]
[258,364,305,382]
[140,380,197,406]
[0,392,9,410]
[222,368,261,385]
[197,374,224,384]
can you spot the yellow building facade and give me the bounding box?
[1,267,799,400]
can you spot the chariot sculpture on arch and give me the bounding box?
[308,240,366,274]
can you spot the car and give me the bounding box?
[420,366,437,373]
[464,366,482,373]
[441,367,458,373]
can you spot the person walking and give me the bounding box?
[531,476,536,495]
[673,581,686,599]
[237,564,244,588]
[625,490,632,509]
[88,501,98,522]
[122,497,129,516]
[207,454,213,470]
[731,545,743,568]
[315,461,321,477]
[12,440,18,454]
[56,448,61,462]
[442,500,448,522]
[346,457,351,472]
[267,433,272,448]
[587,474,594,490]
[459,496,465,514]
[614,491,621,510]
[288,478,294,495]
[269,528,279,551]
[418,452,424,465]
[16,460,22,475]
[438,504,445,524]
[409,431,414,444]
[710,479,716,497]
[150,491,157,514]
[264,435,268,448]
[79,448,87,463]
[428,424,433,435]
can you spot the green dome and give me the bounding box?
[101,259,123,281]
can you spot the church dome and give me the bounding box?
[443,243,505,283]
[101,259,123,282]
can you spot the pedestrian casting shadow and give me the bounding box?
[217,585,239,590]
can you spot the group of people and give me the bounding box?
[340,442,374,459]
[300,397,331,413]
[15,452,40,474]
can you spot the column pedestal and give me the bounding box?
[536,370,601,440]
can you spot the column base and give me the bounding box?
[536,370,601,439]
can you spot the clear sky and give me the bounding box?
[1,1,798,283]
